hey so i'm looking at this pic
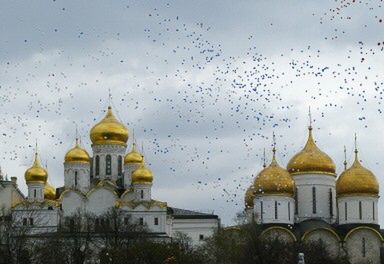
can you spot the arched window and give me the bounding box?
[362,237,366,257]
[329,188,333,217]
[106,155,112,175]
[74,171,78,187]
[95,156,100,176]
[359,201,362,220]
[118,155,122,175]
[312,186,316,214]
[294,187,298,215]
[34,189,36,198]
[274,201,278,220]
[345,202,348,221]
[260,201,263,221]
[140,190,144,199]
[288,202,291,221]
[373,202,375,221]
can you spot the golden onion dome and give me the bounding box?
[64,139,90,164]
[44,182,56,200]
[336,149,379,197]
[254,150,295,197]
[287,126,336,176]
[245,185,256,208]
[90,106,128,146]
[132,158,153,184]
[124,143,143,164]
[25,152,48,184]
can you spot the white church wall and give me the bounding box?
[86,188,117,215]
[260,227,296,243]
[64,164,90,193]
[168,218,219,246]
[123,206,167,233]
[338,196,378,225]
[60,190,86,216]
[254,195,294,224]
[302,229,340,258]
[293,174,336,224]
[91,144,126,182]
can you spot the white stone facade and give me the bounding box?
[253,195,294,225]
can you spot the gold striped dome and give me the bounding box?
[64,139,90,164]
[287,127,336,176]
[245,185,256,208]
[44,182,56,200]
[336,149,379,197]
[132,159,153,184]
[124,143,143,164]
[254,150,295,197]
[25,152,48,184]
[90,106,128,146]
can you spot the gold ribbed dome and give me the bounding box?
[44,182,56,200]
[90,106,128,146]
[254,150,295,197]
[132,159,153,184]
[287,127,336,176]
[64,139,90,164]
[124,143,143,164]
[245,185,255,208]
[25,152,48,184]
[336,149,379,197]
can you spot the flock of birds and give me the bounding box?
[0,0,383,223]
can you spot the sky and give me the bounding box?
[0,0,383,225]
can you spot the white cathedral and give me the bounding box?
[0,105,219,246]
[244,124,383,263]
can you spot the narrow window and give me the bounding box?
[362,237,366,257]
[23,218,27,226]
[288,202,291,221]
[154,217,159,226]
[312,187,316,214]
[118,155,122,175]
[106,155,112,175]
[373,202,375,221]
[34,189,36,198]
[199,234,204,240]
[124,217,129,225]
[329,188,333,217]
[275,201,278,220]
[139,217,144,225]
[29,218,33,226]
[359,201,362,220]
[69,219,75,232]
[140,190,144,199]
[95,156,100,176]
[345,202,348,221]
[260,201,263,221]
[74,171,78,187]
[294,187,298,215]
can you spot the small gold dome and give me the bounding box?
[287,127,336,176]
[44,182,56,200]
[124,143,143,164]
[245,185,255,208]
[25,152,48,184]
[336,150,379,197]
[254,150,295,197]
[90,106,128,146]
[132,159,153,184]
[64,139,90,164]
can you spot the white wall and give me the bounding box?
[293,174,336,224]
[168,218,219,246]
[91,144,126,182]
[64,163,90,193]
[254,195,294,224]
[338,196,378,225]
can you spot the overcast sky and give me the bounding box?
[0,0,383,225]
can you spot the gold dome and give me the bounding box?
[254,150,295,197]
[44,182,56,200]
[64,139,90,164]
[90,106,128,146]
[287,127,336,176]
[132,159,153,184]
[25,152,48,184]
[124,143,143,164]
[336,149,379,197]
[245,185,256,208]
